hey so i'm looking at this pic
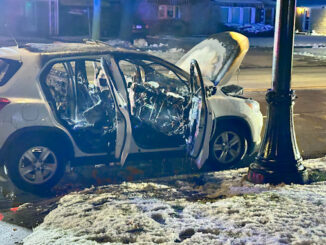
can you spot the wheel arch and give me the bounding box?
[213,116,253,147]
[0,126,74,165]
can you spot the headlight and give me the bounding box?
[245,100,260,112]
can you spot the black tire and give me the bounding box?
[208,124,247,169]
[5,137,66,195]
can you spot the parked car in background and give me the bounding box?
[0,32,262,194]
[132,16,149,38]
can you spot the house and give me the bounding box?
[0,0,121,37]
[0,0,59,36]
[137,0,219,35]
[137,0,277,36]
[211,0,276,35]
[0,0,279,38]
[296,0,326,35]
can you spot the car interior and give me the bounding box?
[118,58,190,149]
[41,56,193,154]
[43,59,116,154]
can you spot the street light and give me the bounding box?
[247,0,309,184]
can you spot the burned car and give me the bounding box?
[0,32,262,194]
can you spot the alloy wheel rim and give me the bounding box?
[213,131,241,164]
[18,146,57,184]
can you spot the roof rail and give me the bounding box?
[83,39,110,47]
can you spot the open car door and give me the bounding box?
[101,56,132,166]
[186,60,213,169]
[102,55,212,168]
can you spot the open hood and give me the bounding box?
[176,32,249,87]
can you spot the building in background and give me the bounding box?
[59,0,121,37]
[296,0,326,35]
[137,0,220,35]
[0,0,59,37]
[0,0,120,37]
[5,0,312,38]
[212,0,276,36]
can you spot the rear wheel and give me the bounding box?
[209,125,247,169]
[5,137,66,195]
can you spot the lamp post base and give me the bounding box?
[247,160,309,184]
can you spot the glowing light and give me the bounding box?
[297,7,306,15]
[10,207,19,213]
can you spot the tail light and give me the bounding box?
[0,98,10,111]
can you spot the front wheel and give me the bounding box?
[5,138,66,195]
[209,125,247,169]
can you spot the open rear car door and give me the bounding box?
[186,60,213,169]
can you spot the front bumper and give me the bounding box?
[248,140,261,156]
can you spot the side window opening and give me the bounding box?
[0,59,22,86]
[43,59,117,153]
[118,59,190,149]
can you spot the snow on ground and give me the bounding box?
[226,23,274,35]
[146,48,185,64]
[0,221,31,245]
[294,47,326,60]
[249,34,326,48]
[143,34,326,65]
[23,158,326,245]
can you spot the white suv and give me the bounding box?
[0,32,262,194]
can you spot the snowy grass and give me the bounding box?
[23,158,326,245]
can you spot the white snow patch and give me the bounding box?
[105,39,132,49]
[146,48,185,64]
[149,43,168,48]
[226,23,274,34]
[24,158,326,244]
[294,47,326,61]
[133,39,148,48]
[249,35,326,48]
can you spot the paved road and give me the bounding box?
[244,87,326,159]
[232,66,326,91]
[229,47,326,91]
[226,46,326,158]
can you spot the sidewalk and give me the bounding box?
[22,157,326,244]
[0,221,31,245]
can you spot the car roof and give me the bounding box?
[23,42,119,54]
[0,42,148,61]
[0,42,190,78]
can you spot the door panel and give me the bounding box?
[187,60,212,168]
[101,57,132,165]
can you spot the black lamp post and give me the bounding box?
[247,0,309,184]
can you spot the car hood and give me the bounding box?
[176,32,249,87]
